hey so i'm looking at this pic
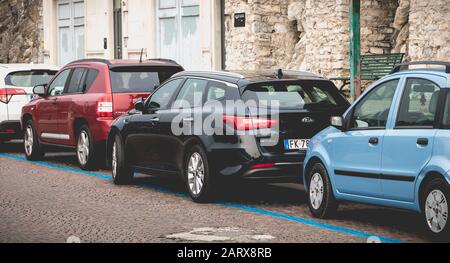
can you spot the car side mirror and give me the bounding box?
[331,116,344,131]
[134,99,145,112]
[33,84,47,97]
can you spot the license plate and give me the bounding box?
[284,139,310,150]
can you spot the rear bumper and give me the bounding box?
[0,121,22,141]
[209,148,304,183]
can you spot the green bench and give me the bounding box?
[331,53,405,91]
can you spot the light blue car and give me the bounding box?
[304,62,450,239]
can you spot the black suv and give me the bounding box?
[107,70,350,202]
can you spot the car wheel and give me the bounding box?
[24,120,45,161]
[111,134,133,185]
[307,162,338,219]
[184,145,214,203]
[422,178,450,241]
[76,125,96,170]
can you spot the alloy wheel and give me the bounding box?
[24,125,33,156]
[77,131,90,166]
[112,141,117,179]
[187,152,205,196]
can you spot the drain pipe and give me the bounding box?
[220,0,226,70]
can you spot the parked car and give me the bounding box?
[21,58,184,169]
[107,70,350,202]
[0,64,59,144]
[304,61,450,239]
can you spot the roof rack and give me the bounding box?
[68,58,111,65]
[274,69,322,79]
[392,61,450,74]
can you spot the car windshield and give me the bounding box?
[5,70,57,87]
[243,80,345,109]
[110,66,182,93]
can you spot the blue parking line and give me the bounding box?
[0,152,403,243]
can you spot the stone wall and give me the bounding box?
[224,0,298,70]
[408,0,450,61]
[286,0,397,78]
[0,0,42,63]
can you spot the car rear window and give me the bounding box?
[242,80,347,109]
[109,66,182,93]
[5,70,57,87]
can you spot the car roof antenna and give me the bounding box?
[139,48,144,63]
[275,69,283,79]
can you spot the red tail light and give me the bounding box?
[0,88,26,104]
[223,115,277,130]
[0,129,15,134]
[250,163,275,169]
[97,96,113,118]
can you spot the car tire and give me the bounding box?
[422,178,450,241]
[76,125,97,170]
[111,134,133,185]
[307,162,338,219]
[23,120,45,161]
[184,144,215,203]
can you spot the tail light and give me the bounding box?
[0,129,14,134]
[223,115,277,130]
[250,163,275,169]
[97,96,113,118]
[0,88,26,104]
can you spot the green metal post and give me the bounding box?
[349,0,361,100]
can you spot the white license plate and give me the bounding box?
[284,139,310,150]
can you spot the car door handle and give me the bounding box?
[51,98,58,105]
[417,138,429,146]
[369,137,379,145]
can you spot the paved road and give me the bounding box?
[0,141,429,243]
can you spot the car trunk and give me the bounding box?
[109,66,183,118]
[259,107,347,155]
[241,80,349,156]
[2,70,57,122]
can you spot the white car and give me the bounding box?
[0,64,59,144]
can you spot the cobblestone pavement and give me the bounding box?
[0,141,429,243]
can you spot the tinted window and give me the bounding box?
[110,67,181,93]
[243,81,342,109]
[66,68,87,94]
[206,81,227,102]
[351,79,399,129]
[5,70,57,87]
[148,78,184,109]
[48,69,71,97]
[396,78,440,127]
[442,92,450,129]
[84,69,99,92]
[173,78,208,109]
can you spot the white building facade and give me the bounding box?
[42,0,223,70]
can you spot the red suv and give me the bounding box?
[21,58,183,169]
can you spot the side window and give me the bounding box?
[351,79,399,129]
[442,92,450,129]
[47,69,71,96]
[396,78,440,128]
[148,78,184,109]
[206,81,227,102]
[173,78,208,109]
[66,68,87,94]
[83,69,99,93]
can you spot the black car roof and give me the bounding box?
[172,70,327,89]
